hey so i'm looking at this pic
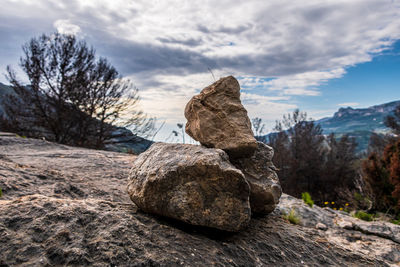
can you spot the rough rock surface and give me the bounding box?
[232,141,282,214]
[1,133,399,266]
[127,143,251,232]
[278,194,400,264]
[184,76,257,158]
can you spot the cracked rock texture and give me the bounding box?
[127,143,251,232]
[232,141,282,215]
[184,76,257,158]
[1,132,399,266]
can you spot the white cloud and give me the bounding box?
[2,0,400,140]
[53,19,81,35]
[338,102,359,107]
[241,92,297,132]
[264,68,347,96]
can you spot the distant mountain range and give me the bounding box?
[316,101,400,152]
[263,100,400,153]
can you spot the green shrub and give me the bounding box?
[354,211,374,222]
[353,192,372,210]
[391,214,400,225]
[354,192,363,202]
[301,192,314,208]
[283,209,301,225]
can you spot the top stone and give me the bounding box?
[184,76,257,158]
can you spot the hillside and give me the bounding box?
[0,83,15,116]
[0,133,399,266]
[317,100,400,152]
[0,83,152,154]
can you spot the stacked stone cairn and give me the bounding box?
[127,76,282,232]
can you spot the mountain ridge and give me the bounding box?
[316,100,400,152]
[261,100,400,153]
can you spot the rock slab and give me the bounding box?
[0,134,397,266]
[184,76,257,158]
[232,141,282,214]
[127,143,251,232]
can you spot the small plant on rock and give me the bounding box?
[301,192,314,208]
[282,209,301,225]
[354,211,374,222]
[390,214,400,225]
[391,218,400,225]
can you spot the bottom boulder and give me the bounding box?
[127,143,251,232]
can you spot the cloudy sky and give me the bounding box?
[1,0,400,141]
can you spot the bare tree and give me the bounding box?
[3,33,154,148]
[251,117,267,143]
[362,104,400,212]
[366,105,400,156]
[322,133,359,203]
[385,105,400,135]
[269,109,362,206]
[269,110,323,197]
